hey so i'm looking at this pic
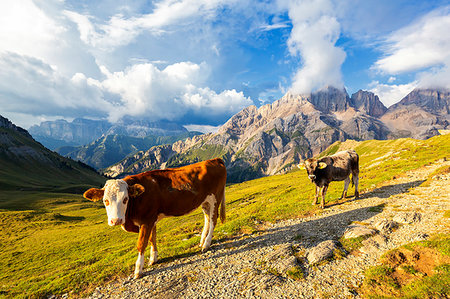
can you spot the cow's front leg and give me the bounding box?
[320,185,328,209]
[313,185,320,205]
[135,223,152,279]
[149,225,158,266]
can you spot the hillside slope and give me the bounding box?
[0,115,105,194]
[1,134,448,298]
[92,151,450,299]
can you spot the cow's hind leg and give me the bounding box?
[200,201,211,248]
[202,194,217,252]
[148,225,158,265]
[341,177,350,199]
[353,171,360,198]
[135,223,152,279]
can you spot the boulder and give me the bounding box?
[306,240,340,265]
[393,212,421,224]
[374,220,398,233]
[343,224,376,239]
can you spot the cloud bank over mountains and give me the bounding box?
[0,0,449,129]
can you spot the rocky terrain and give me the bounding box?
[381,89,450,139]
[89,159,450,298]
[104,87,449,182]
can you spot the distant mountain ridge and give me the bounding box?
[59,131,201,170]
[103,87,449,182]
[29,117,189,150]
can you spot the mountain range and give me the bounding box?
[102,87,449,182]
[28,117,190,150]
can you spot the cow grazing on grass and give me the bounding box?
[83,158,227,279]
[302,150,359,209]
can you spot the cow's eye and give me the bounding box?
[123,197,128,204]
[104,199,110,206]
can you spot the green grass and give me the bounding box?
[362,234,450,298]
[340,235,371,253]
[1,134,449,297]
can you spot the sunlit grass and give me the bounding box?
[0,134,449,297]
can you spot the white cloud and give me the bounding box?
[94,61,251,122]
[0,50,251,127]
[373,6,450,89]
[64,0,235,50]
[281,0,346,95]
[0,0,65,61]
[369,81,417,107]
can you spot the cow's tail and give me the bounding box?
[219,186,226,224]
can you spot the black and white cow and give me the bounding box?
[302,150,359,208]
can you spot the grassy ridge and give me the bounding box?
[0,134,449,298]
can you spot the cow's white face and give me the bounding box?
[103,179,129,226]
[83,180,145,227]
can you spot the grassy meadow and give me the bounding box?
[1,134,449,298]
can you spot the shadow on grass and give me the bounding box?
[141,203,385,279]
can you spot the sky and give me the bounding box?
[0,0,449,132]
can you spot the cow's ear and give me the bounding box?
[129,184,145,198]
[318,162,328,169]
[297,163,306,170]
[83,188,104,202]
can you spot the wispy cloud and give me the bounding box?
[64,0,235,50]
[373,6,450,89]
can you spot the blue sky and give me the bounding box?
[0,0,449,132]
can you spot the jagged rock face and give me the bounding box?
[381,88,449,139]
[350,90,388,118]
[309,86,350,113]
[29,118,111,148]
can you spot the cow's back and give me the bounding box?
[321,150,358,180]
[127,158,226,217]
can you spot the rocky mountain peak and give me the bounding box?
[308,86,350,113]
[350,90,387,118]
[392,88,450,115]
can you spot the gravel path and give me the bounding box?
[89,160,450,299]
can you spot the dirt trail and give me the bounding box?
[89,160,450,298]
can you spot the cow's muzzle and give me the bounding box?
[109,218,123,226]
[308,175,316,181]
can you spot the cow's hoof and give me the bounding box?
[201,247,210,253]
[134,273,142,279]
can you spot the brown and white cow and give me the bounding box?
[83,158,226,279]
[302,150,359,209]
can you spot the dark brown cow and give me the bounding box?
[302,150,359,208]
[83,158,226,278]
